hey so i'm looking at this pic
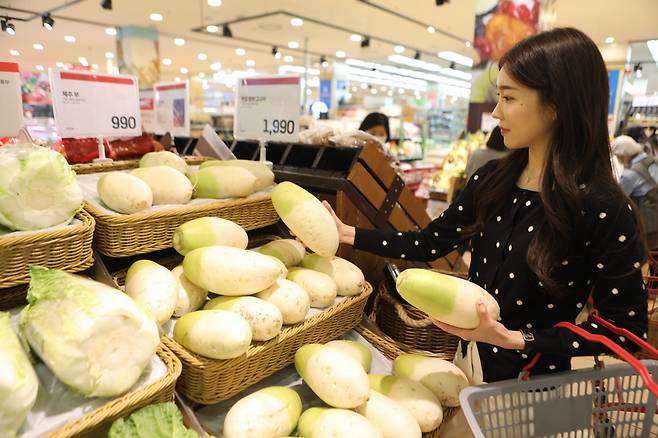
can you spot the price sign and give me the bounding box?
[235,76,300,141]
[50,69,141,138]
[0,62,24,137]
[154,81,190,137]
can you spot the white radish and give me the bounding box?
[302,254,367,296]
[131,166,193,205]
[188,166,257,199]
[171,265,208,317]
[369,374,443,432]
[294,344,370,409]
[354,390,422,438]
[393,354,469,407]
[205,296,283,341]
[271,182,339,257]
[256,279,310,325]
[139,151,188,175]
[125,260,178,325]
[97,171,153,214]
[173,216,248,256]
[182,246,286,295]
[287,268,337,308]
[173,309,252,359]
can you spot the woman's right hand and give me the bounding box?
[322,201,356,245]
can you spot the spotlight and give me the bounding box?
[42,14,54,30]
[222,24,232,37]
[414,50,421,60]
[320,56,328,67]
[360,36,370,48]
[449,61,456,69]
[1,19,15,35]
[435,0,449,5]
[100,0,112,10]
[272,46,279,56]
[634,63,643,78]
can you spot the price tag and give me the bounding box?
[50,69,141,138]
[154,81,190,137]
[0,62,24,137]
[235,76,300,141]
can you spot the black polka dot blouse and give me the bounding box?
[355,160,649,382]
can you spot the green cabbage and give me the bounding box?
[0,312,38,437]
[19,266,160,397]
[108,402,198,438]
[0,144,83,231]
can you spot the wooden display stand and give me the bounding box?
[226,140,466,288]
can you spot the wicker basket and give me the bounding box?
[0,209,95,289]
[86,194,279,257]
[71,156,210,174]
[372,281,460,359]
[44,341,181,438]
[356,323,459,437]
[112,249,371,404]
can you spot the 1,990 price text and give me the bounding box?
[263,119,295,135]
[111,115,137,130]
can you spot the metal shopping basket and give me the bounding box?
[460,311,658,438]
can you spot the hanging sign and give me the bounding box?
[153,80,190,137]
[235,75,300,141]
[0,62,24,137]
[50,69,141,138]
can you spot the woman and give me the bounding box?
[320,28,649,383]
[358,112,390,144]
[465,125,508,179]
[612,135,658,249]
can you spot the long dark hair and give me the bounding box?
[470,28,645,296]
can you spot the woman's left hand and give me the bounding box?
[432,300,526,350]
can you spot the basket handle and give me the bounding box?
[520,319,658,398]
[377,289,433,328]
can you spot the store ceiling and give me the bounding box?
[1,0,657,81]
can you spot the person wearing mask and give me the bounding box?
[612,135,658,249]
[292,28,648,385]
[358,112,390,145]
[465,126,508,179]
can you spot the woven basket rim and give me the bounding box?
[83,191,274,223]
[43,341,181,438]
[162,283,373,367]
[71,155,212,174]
[0,209,95,247]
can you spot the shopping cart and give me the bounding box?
[460,311,658,437]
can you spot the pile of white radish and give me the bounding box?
[96,153,275,214]
[221,339,467,438]
[119,214,367,361]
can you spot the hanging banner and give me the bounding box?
[0,62,24,137]
[235,75,300,141]
[117,26,160,89]
[468,0,540,131]
[607,68,623,134]
[50,69,141,138]
[154,80,190,137]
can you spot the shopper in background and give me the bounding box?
[307,27,648,384]
[464,126,508,179]
[358,112,391,144]
[612,135,658,249]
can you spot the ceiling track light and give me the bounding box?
[100,0,112,10]
[414,50,421,60]
[1,19,15,35]
[272,46,279,56]
[42,14,54,30]
[222,24,233,37]
[360,36,371,48]
[320,55,328,67]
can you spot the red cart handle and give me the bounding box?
[520,315,658,398]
